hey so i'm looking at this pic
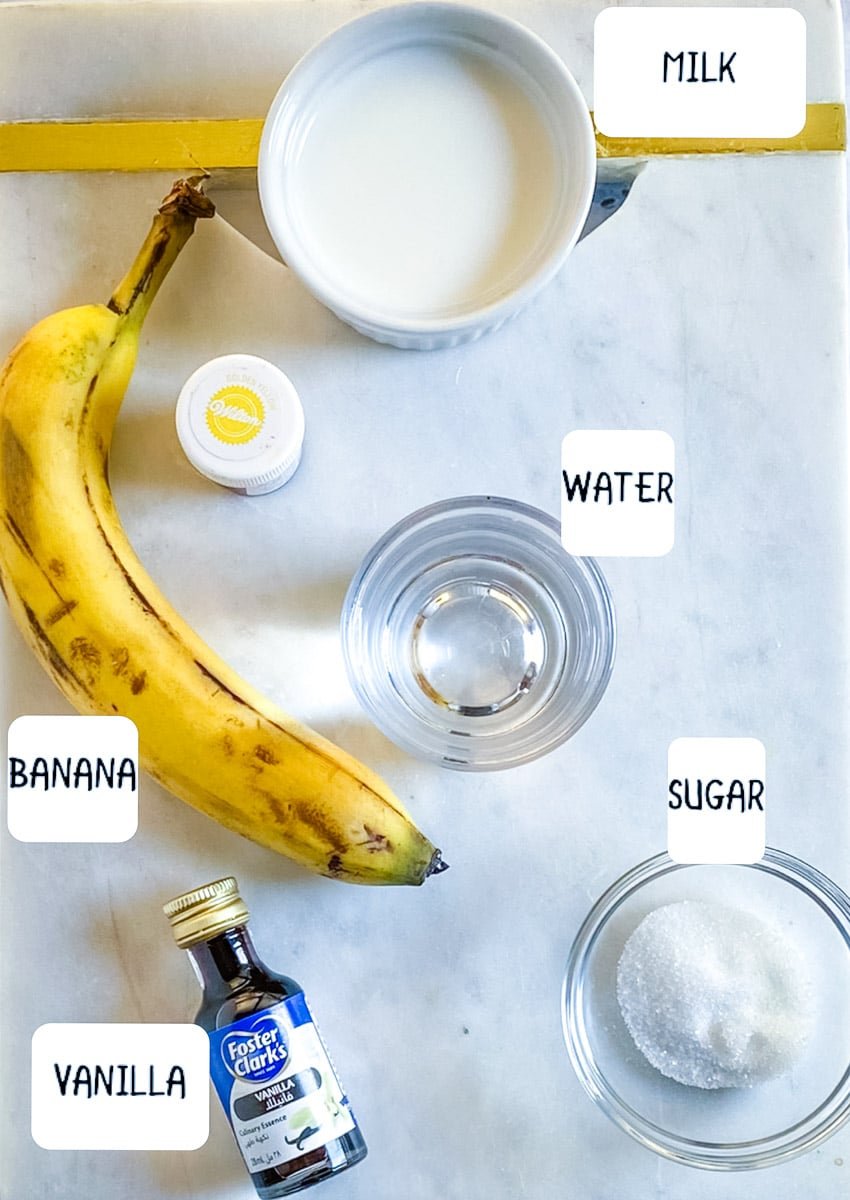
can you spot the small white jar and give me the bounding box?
[175,354,305,495]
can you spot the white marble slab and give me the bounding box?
[1,2,849,1198]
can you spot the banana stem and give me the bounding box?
[108,177,215,327]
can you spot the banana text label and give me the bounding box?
[8,756,137,791]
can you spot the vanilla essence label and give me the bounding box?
[208,995,356,1174]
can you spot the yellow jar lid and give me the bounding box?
[176,354,305,495]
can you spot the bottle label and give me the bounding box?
[208,995,356,1174]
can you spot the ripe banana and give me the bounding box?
[0,178,444,886]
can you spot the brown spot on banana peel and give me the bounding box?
[4,513,66,603]
[360,825,392,853]
[81,471,177,634]
[111,646,130,676]
[1,419,36,539]
[58,330,102,386]
[243,752,265,776]
[254,745,279,766]
[234,786,358,881]
[2,511,35,562]
[95,433,109,480]
[291,801,349,854]
[195,660,252,708]
[109,648,145,694]
[77,371,99,431]
[248,703,415,828]
[69,636,102,684]
[206,773,440,884]
[21,601,92,698]
[256,790,289,827]
[46,598,78,626]
[250,783,346,855]
[48,558,66,579]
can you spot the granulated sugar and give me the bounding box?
[616,901,813,1089]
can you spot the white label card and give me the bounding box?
[7,714,138,843]
[31,1024,209,1150]
[668,737,766,864]
[594,7,807,138]
[561,430,674,557]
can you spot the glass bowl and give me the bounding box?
[562,850,850,1170]
[340,496,615,770]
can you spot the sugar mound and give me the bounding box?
[616,901,813,1089]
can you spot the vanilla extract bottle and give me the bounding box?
[164,877,367,1197]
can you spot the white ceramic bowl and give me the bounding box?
[258,2,596,349]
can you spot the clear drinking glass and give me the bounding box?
[341,495,615,770]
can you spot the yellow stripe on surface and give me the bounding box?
[0,104,844,172]
[0,118,264,172]
[595,103,847,157]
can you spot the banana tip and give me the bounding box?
[425,850,449,879]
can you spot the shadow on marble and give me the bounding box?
[149,196,373,359]
[110,406,212,496]
[146,1103,250,1199]
[275,573,352,631]
[320,715,416,776]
